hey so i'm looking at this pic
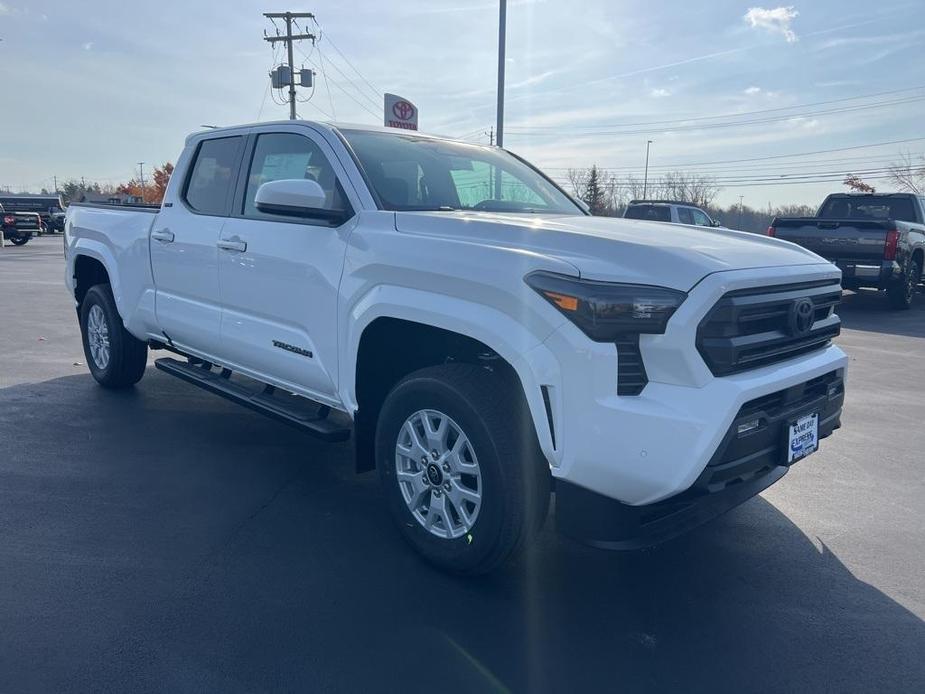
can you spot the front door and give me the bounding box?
[217,129,355,401]
[150,135,243,357]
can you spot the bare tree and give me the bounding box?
[565,168,588,198]
[888,152,925,195]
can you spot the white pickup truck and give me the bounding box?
[65,121,848,573]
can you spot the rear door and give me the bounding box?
[216,126,357,400]
[150,135,244,356]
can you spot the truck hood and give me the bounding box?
[394,212,826,291]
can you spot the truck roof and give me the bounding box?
[186,120,477,146]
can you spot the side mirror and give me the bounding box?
[711,219,723,227]
[575,199,591,214]
[254,179,348,224]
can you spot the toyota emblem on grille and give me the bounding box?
[789,298,815,336]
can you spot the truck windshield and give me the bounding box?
[339,129,583,214]
[818,196,916,222]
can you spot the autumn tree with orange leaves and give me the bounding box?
[116,162,174,203]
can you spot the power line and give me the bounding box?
[295,41,381,114]
[541,137,925,171]
[316,29,383,102]
[508,85,925,131]
[316,47,337,119]
[505,95,925,137]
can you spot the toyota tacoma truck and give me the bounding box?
[64,121,847,574]
[770,192,925,309]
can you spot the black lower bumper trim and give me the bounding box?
[556,466,787,550]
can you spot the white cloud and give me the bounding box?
[650,88,671,98]
[82,42,94,51]
[744,86,762,95]
[0,3,17,16]
[744,6,799,43]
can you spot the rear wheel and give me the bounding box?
[10,235,30,246]
[79,284,148,388]
[376,363,550,574]
[887,259,920,310]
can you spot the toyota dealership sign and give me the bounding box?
[384,93,418,130]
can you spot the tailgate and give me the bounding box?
[773,219,888,264]
[13,214,41,231]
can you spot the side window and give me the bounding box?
[243,132,347,219]
[184,137,242,215]
[677,207,694,225]
[691,209,711,226]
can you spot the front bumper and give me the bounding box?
[531,263,848,507]
[556,369,844,549]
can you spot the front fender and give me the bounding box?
[340,285,565,463]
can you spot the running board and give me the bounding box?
[154,357,351,442]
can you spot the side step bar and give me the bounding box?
[154,357,351,442]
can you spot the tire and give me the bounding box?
[376,363,550,574]
[887,259,920,310]
[79,284,148,388]
[10,235,30,246]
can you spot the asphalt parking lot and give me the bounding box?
[1,236,923,693]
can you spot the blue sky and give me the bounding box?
[1,0,923,206]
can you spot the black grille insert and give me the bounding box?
[615,335,648,396]
[697,280,841,376]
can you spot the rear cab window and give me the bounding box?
[818,196,916,222]
[625,204,671,222]
[183,136,244,215]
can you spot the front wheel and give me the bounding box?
[79,284,148,388]
[376,363,550,574]
[10,235,30,246]
[887,259,920,310]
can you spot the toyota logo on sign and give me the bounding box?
[384,93,419,130]
[392,100,415,121]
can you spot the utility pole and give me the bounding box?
[264,12,316,120]
[53,175,58,194]
[485,126,494,146]
[496,0,506,148]
[642,139,653,199]
[138,162,146,202]
[738,195,744,228]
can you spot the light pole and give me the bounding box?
[642,140,653,199]
[496,0,506,148]
[138,162,146,202]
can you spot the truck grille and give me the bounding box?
[696,280,842,376]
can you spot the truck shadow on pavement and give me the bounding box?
[1,372,923,694]
[837,289,925,338]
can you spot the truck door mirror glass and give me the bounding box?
[254,179,347,223]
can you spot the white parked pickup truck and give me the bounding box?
[65,121,848,573]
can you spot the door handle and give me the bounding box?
[151,229,174,243]
[217,239,247,253]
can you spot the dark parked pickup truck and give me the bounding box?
[770,193,925,309]
[0,204,42,246]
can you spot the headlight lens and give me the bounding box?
[525,271,686,341]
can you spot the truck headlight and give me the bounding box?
[525,271,686,341]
